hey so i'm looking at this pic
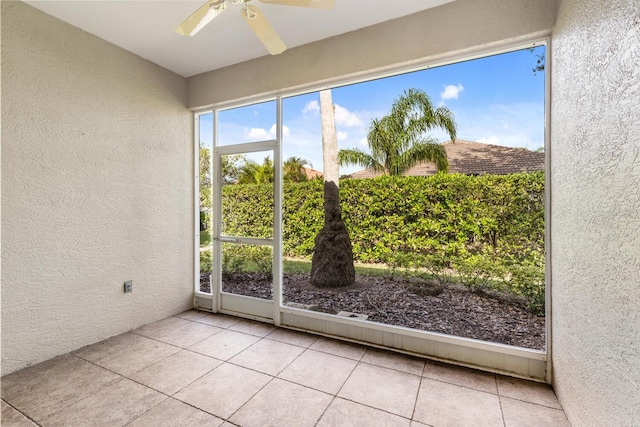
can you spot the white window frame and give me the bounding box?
[192,39,552,381]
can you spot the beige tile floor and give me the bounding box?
[1,310,570,427]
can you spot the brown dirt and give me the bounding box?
[201,272,545,350]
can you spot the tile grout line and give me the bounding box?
[152,393,232,425]
[130,353,247,426]
[114,350,235,426]
[421,374,501,395]
[309,348,367,426]
[73,349,223,408]
[18,312,564,426]
[158,355,224,397]
[34,356,129,424]
[224,372,278,423]
[305,341,368,361]
[126,331,223,377]
[125,331,185,353]
[313,394,339,427]
[272,339,310,377]
[312,347,366,427]
[89,331,444,425]
[330,349,368,397]
[499,395,567,411]
[495,375,567,411]
[328,395,417,423]
[121,395,172,427]
[179,310,242,328]
[263,335,319,349]
[496,376,507,427]
[2,398,43,427]
[421,362,503,396]
[222,332,310,378]
[307,346,431,422]
[132,317,226,349]
[227,347,340,427]
[274,375,337,398]
[263,327,321,349]
[410,359,428,422]
[358,359,424,377]
[216,325,311,423]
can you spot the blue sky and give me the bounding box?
[202,46,546,175]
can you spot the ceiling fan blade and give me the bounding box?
[175,0,227,36]
[258,0,335,9]
[260,0,336,9]
[241,5,287,55]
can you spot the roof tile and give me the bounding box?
[348,140,544,178]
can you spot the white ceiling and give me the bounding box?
[25,0,455,77]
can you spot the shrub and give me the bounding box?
[224,172,544,263]
[452,254,507,293]
[221,244,273,280]
[221,172,545,313]
[200,250,212,273]
[221,245,246,279]
[248,245,273,280]
[505,253,546,316]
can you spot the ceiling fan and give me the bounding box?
[175,0,335,55]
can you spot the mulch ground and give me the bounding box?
[201,272,545,350]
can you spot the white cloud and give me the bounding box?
[358,137,369,146]
[269,124,291,137]
[302,100,319,114]
[247,127,269,139]
[337,131,348,141]
[476,136,500,145]
[458,102,545,151]
[334,104,363,127]
[476,133,535,149]
[440,84,464,105]
[246,124,290,140]
[302,100,363,127]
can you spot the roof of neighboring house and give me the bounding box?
[303,167,323,179]
[347,140,544,178]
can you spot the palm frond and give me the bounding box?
[433,106,458,142]
[344,88,457,176]
[283,156,310,182]
[399,142,449,174]
[338,148,384,173]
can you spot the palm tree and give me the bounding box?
[338,88,457,175]
[221,154,247,184]
[199,142,212,207]
[283,156,310,183]
[310,89,356,288]
[237,157,274,184]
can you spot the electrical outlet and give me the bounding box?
[124,280,133,293]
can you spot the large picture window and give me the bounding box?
[196,44,548,373]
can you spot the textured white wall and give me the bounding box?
[551,0,640,425]
[187,0,557,108]
[1,2,193,374]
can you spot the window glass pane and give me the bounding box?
[220,151,274,239]
[217,100,277,146]
[199,112,213,294]
[278,46,546,350]
[221,243,273,301]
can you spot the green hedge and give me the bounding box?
[221,172,546,314]
[223,173,543,260]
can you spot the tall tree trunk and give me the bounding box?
[310,90,356,288]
